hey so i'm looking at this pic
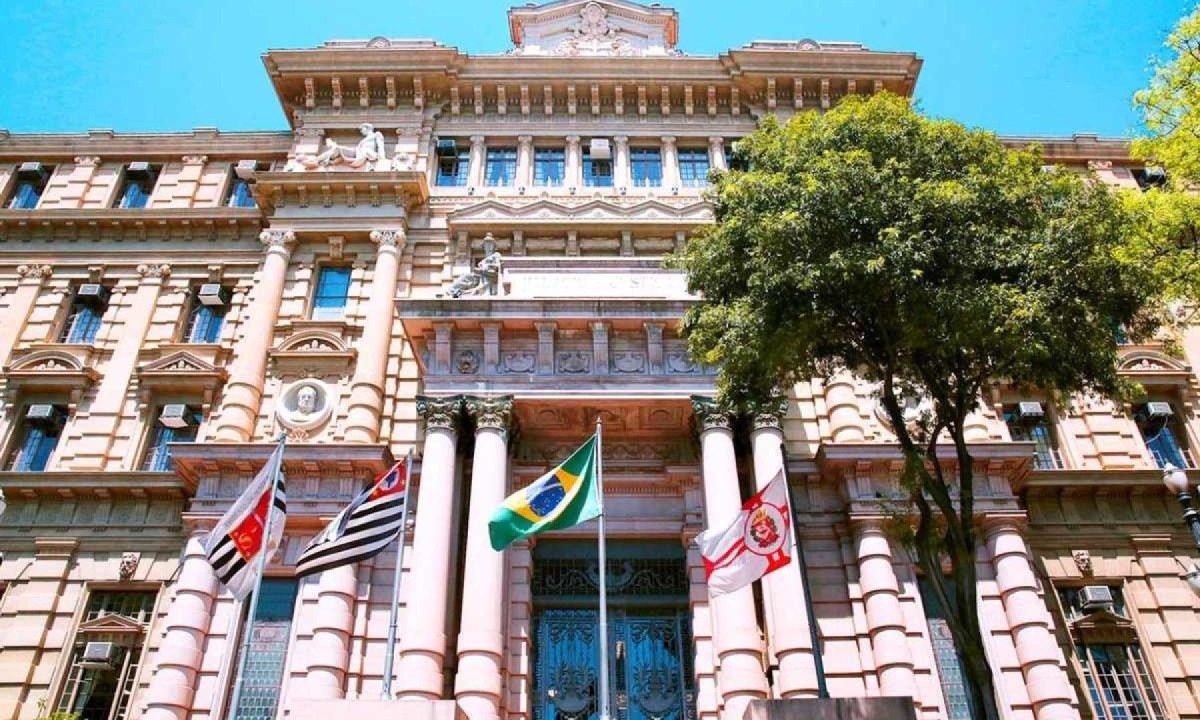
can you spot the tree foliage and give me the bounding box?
[1133,5,1200,185]
[674,93,1151,718]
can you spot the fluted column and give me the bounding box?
[214,229,294,441]
[565,135,583,189]
[708,137,727,172]
[0,264,51,367]
[344,229,406,443]
[748,400,819,698]
[516,135,534,189]
[692,398,769,720]
[143,531,220,720]
[851,519,918,699]
[985,517,1078,720]
[613,135,630,188]
[661,136,680,189]
[467,135,487,188]
[396,396,462,699]
[455,396,514,720]
[303,564,358,700]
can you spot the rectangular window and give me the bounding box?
[918,577,979,720]
[229,579,299,720]
[225,178,256,208]
[311,266,351,320]
[583,148,613,187]
[113,164,158,209]
[533,147,565,186]
[5,405,66,472]
[435,144,470,187]
[183,285,229,343]
[1135,402,1194,468]
[142,405,201,471]
[630,148,662,187]
[1003,404,1063,469]
[6,163,52,209]
[59,285,110,344]
[56,590,158,720]
[677,148,711,187]
[484,147,517,186]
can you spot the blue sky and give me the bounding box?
[0,0,1189,138]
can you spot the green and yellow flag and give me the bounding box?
[489,435,600,551]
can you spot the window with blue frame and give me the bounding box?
[1003,405,1063,469]
[5,406,66,472]
[6,164,52,209]
[225,176,257,208]
[184,288,228,343]
[918,577,979,720]
[141,406,201,471]
[59,286,109,344]
[677,148,710,187]
[583,148,613,187]
[436,147,470,187]
[534,147,565,186]
[311,266,352,320]
[229,579,299,720]
[630,148,662,186]
[113,165,158,209]
[484,147,518,186]
[1135,402,1193,468]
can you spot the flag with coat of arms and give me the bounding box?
[697,470,792,597]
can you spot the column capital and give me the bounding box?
[136,263,172,279]
[181,154,208,165]
[369,228,407,249]
[469,135,486,147]
[691,396,735,432]
[660,135,677,146]
[748,395,789,432]
[708,136,725,146]
[16,264,53,280]
[979,512,1028,537]
[259,228,296,249]
[517,135,533,145]
[74,155,101,167]
[565,134,581,145]
[464,395,515,433]
[417,395,463,431]
[613,135,629,145]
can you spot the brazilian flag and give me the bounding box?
[489,435,600,551]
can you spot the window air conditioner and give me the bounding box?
[196,283,230,307]
[234,159,260,180]
[80,641,117,669]
[17,161,47,178]
[435,138,459,156]
[159,404,194,429]
[1146,402,1174,419]
[1018,401,1045,418]
[1079,585,1114,612]
[589,138,611,160]
[76,283,110,306]
[127,161,154,175]
[25,404,61,424]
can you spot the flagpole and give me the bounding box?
[778,442,828,698]
[595,419,612,720]
[227,431,287,718]
[382,450,414,699]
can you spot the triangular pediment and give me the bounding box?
[77,612,146,634]
[508,0,680,57]
[142,351,218,374]
[449,197,711,228]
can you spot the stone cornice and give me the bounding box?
[0,471,190,500]
[169,441,394,488]
[0,129,293,160]
[0,207,264,243]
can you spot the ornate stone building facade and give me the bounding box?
[0,2,1197,720]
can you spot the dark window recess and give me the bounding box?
[6,162,52,209]
[534,148,565,186]
[918,577,979,720]
[228,579,299,720]
[677,149,710,187]
[630,148,662,186]
[142,405,201,471]
[6,404,67,472]
[484,147,518,186]
[311,266,352,320]
[1003,403,1063,469]
[56,590,158,720]
[113,163,159,209]
[435,140,469,187]
[1131,166,1167,191]
[184,284,230,343]
[59,284,110,344]
[583,149,613,187]
[1134,402,1194,468]
[225,162,265,207]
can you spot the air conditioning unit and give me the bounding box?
[16,161,47,178]
[196,283,230,307]
[1146,401,1174,419]
[76,283,110,306]
[80,641,117,669]
[1079,585,1114,612]
[589,138,611,159]
[1018,401,1045,418]
[158,404,195,429]
[127,161,154,175]
[435,138,459,156]
[234,159,260,180]
[25,404,61,424]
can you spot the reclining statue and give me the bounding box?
[294,123,388,170]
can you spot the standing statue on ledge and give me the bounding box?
[295,123,388,170]
[444,234,504,298]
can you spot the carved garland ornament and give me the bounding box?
[16,264,53,279]
[416,395,462,430]
[465,395,515,432]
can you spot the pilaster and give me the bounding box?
[0,264,52,367]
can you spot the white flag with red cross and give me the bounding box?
[697,470,792,597]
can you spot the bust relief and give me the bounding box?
[276,378,335,433]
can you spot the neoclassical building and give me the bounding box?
[0,2,1198,720]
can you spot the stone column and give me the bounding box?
[661,136,680,189]
[565,135,583,188]
[692,398,769,720]
[851,519,918,699]
[825,373,865,443]
[396,396,462,699]
[984,517,1077,720]
[613,135,630,188]
[748,400,819,698]
[516,135,534,189]
[467,135,487,188]
[303,563,358,700]
[708,137,727,172]
[0,264,52,367]
[455,396,514,720]
[143,531,220,720]
[344,229,406,443]
[214,229,294,442]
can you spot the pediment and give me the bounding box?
[269,329,356,374]
[1118,348,1192,384]
[275,330,349,354]
[137,350,227,400]
[141,351,219,375]
[77,612,146,635]
[7,350,85,373]
[509,1,680,57]
[448,198,712,229]
[3,348,100,397]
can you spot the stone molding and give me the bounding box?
[464,395,515,433]
[16,264,53,280]
[416,394,463,431]
[136,263,172,279]
[691,395,734,431]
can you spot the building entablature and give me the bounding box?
[0,470,190,501]
[251,168,427,214]
[0,206,264,242]
[0,128,293,162]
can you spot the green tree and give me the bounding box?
[674,93,1150,719]
[1134,5,1200,185]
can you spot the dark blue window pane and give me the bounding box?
[485,148,517,186]
[678,149,710,187]
[227,179,256,207]
[117,179,152,209]
[312,267,351,320]
[1004,409,1062,469]
[1136,405,1191,468]
[61,300,105,344]
[231,579,298,720]
[186,299,227,343]
[7,181,42,209]
[534,148,565,186]
[630,149,662,186]
[142,409,200,471]
[583,152,613,187]
[436,150,470,187]
[8,410,65,472]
